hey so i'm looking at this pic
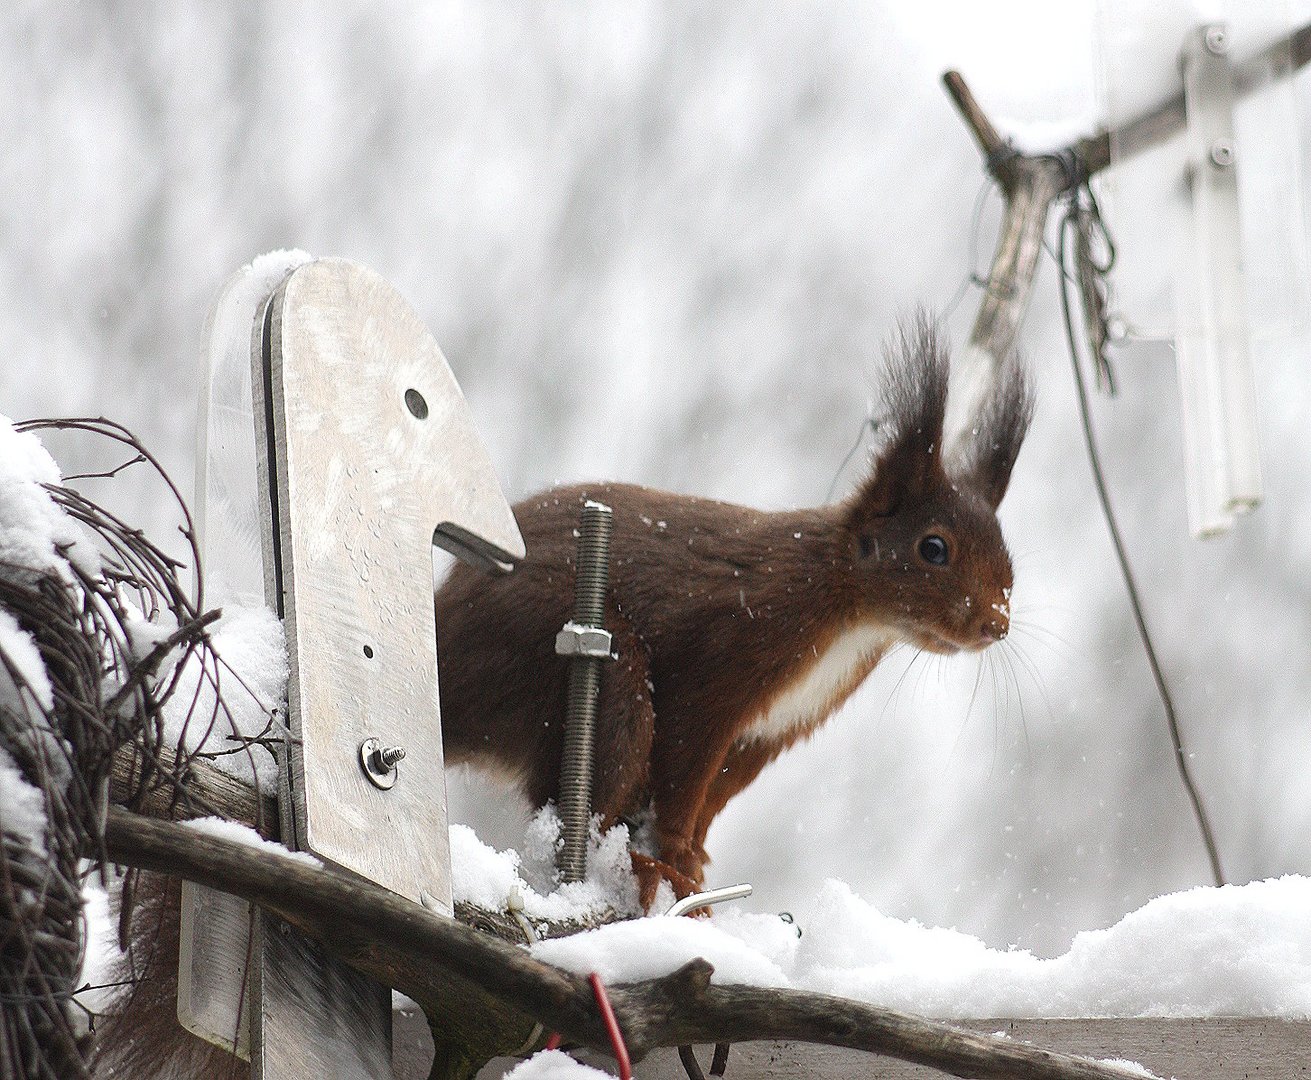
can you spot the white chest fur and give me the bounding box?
[740,622,895,744]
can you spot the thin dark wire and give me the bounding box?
[943,176,997,324]
[678,1045,707,1080]
[677,1042,732,1080]
[825,417,875,503]
[1055,194,1226,889]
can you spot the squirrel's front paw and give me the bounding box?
[660,836,709,890]
[630,851,702,912]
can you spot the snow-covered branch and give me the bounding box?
[104,806,1156,1080]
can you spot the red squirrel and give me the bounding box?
[437,318,1032,906]
[98,319,1029,1074]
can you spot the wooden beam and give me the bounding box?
[111,744,278,837]
[440,1019,1311,1080]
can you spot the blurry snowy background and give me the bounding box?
[4,0,1311,959]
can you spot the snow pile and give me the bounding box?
[1099,1060,1158,1078]
[777,876,1311,1016]
[0,607,53,726]
[451,816,1311,1016]
[0,416,87,857]
[504,1049,614,1080]
[0,739,49,857]
[183,817,322,869]
[0,417,92,578]
[451,805,643,921]
[534,908,788,989]
[513,869,1311,1018]
[159,602,288,791]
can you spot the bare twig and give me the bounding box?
[942,71,1011,174]
[943,17,1311,384]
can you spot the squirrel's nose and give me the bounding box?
[979,617,1008,643]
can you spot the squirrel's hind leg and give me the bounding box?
[690,737,783,866]
[588,608,656,820]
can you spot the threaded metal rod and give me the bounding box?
[557,500,613,883]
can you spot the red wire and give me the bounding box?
[588,972,633,1080]
[539,974,632,1079]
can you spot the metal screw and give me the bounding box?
[375,744,406,768]
[359,737,405,789]
[557,500,614,883]
[1210,140,1235,168]
[1204,25,1228,56]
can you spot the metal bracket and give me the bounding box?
[182,255,525,1077]
[1176,22,1263,536]
[260,257,524,905]
[180,253,309,1060]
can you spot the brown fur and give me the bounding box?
[95,874,244,1079]
[438,320,1032,902]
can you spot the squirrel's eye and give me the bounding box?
[858,534,874,559]
[918,535,949,566]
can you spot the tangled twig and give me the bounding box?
[0,418,275,1078]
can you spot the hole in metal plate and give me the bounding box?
[404,388,429,420]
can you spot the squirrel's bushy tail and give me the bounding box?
[96,873,240,1080]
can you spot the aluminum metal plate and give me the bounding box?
[177,879,253,1059]
[179,254,307,1056]
[1176,23,1263,535]
[260,258,524,906]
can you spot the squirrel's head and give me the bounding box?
[842,317,1033,654]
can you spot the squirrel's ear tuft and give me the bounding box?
[848,313,949,521]
[953,349,1034,509]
